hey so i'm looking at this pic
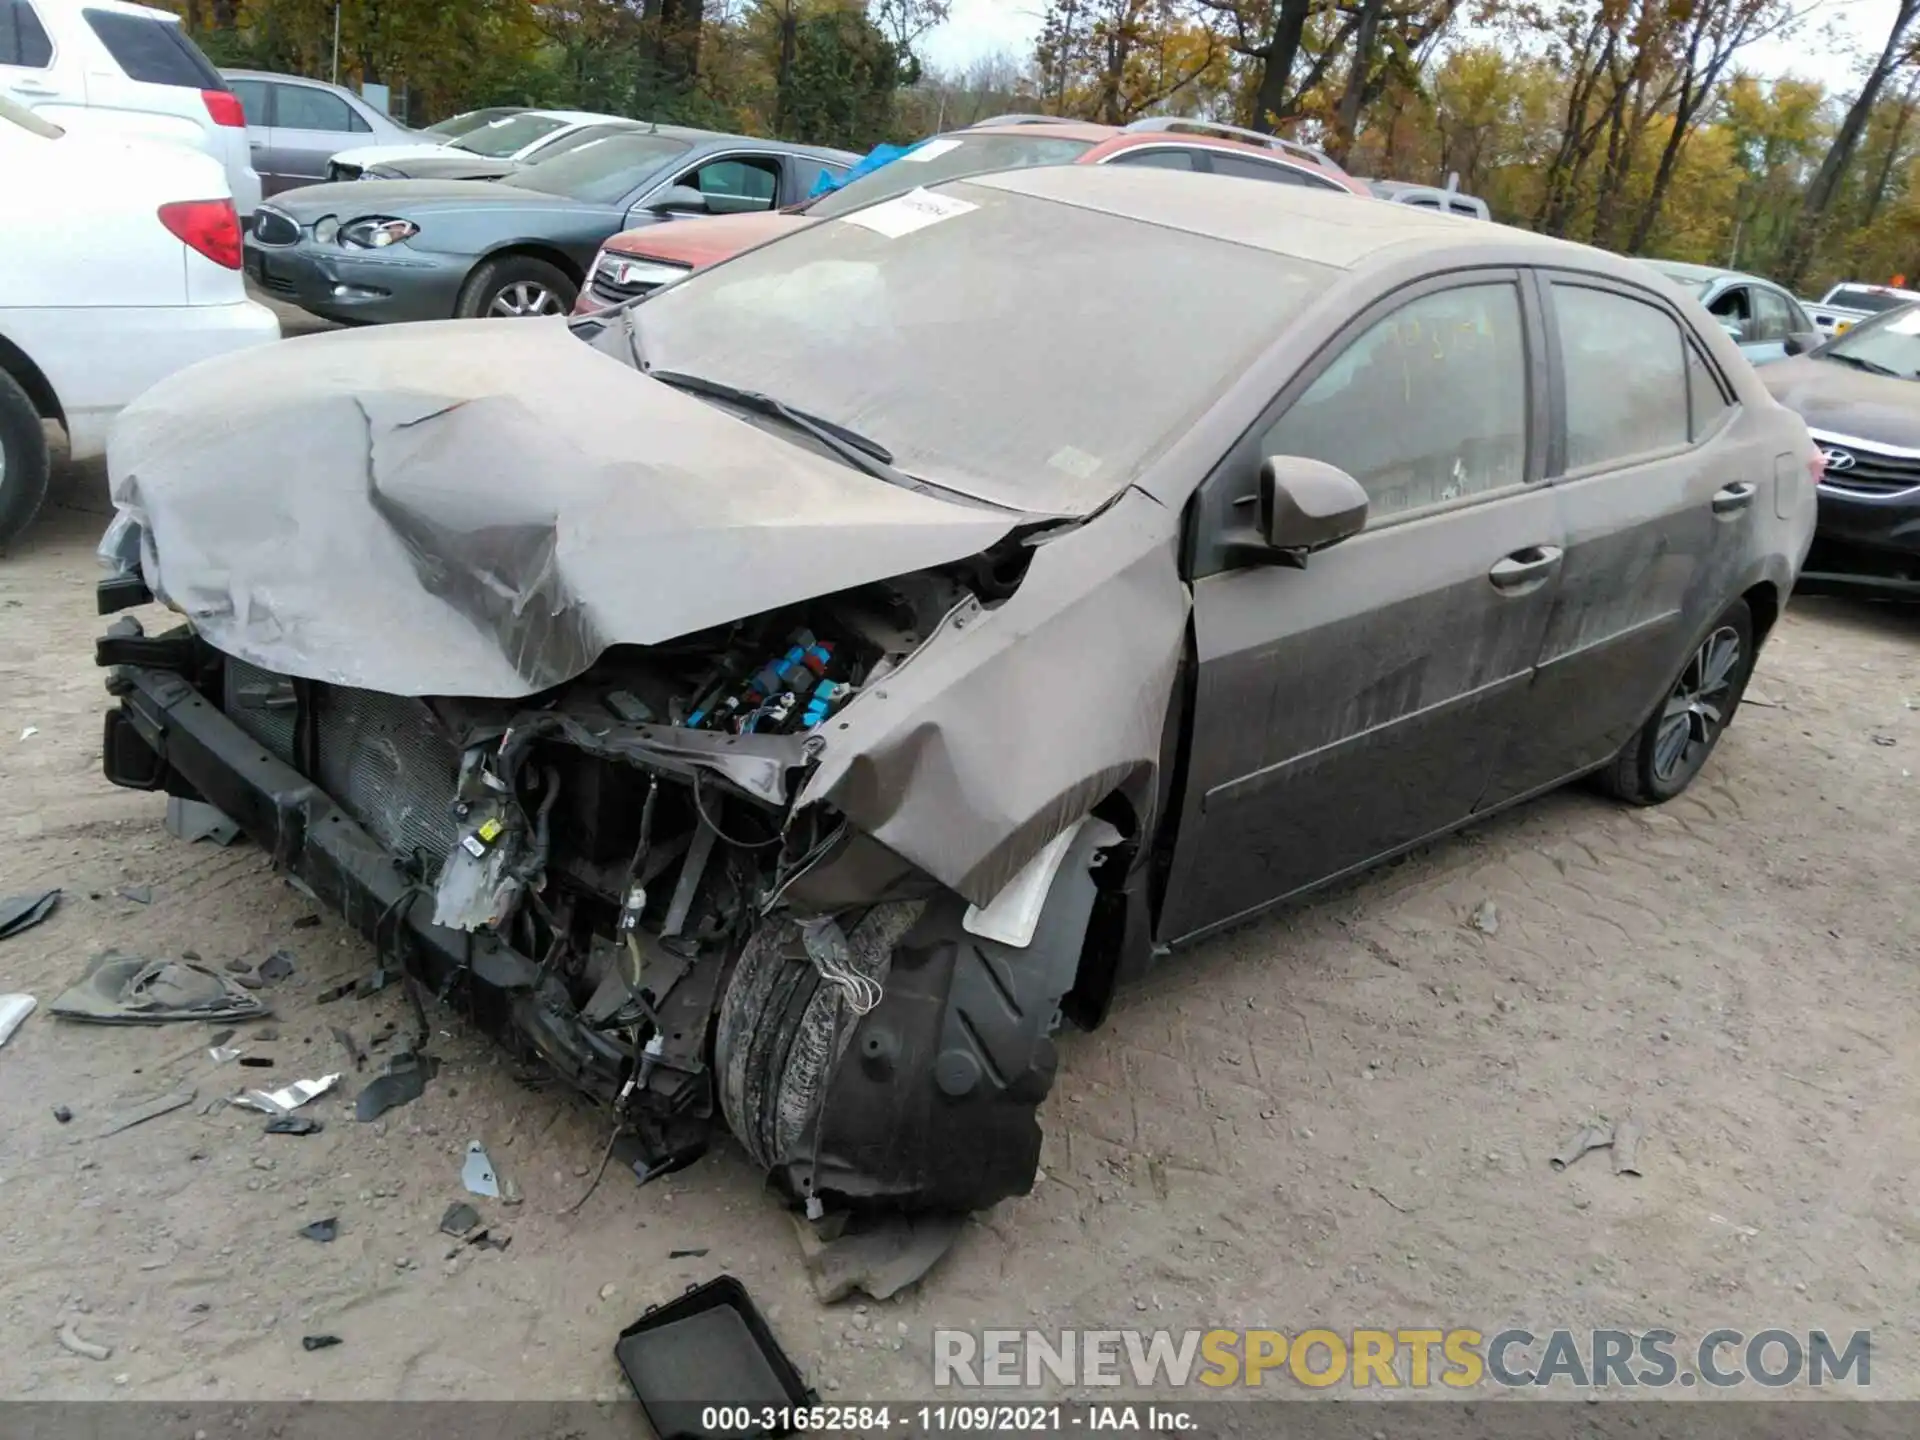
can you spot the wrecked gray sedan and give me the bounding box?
[96,168,1817,1213]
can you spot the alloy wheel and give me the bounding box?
[1653,624,1742,782]
[487,281,564,317]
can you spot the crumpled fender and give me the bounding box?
[797,488,1188,908]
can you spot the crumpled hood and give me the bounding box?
[1762,355,1920,447]
[107,319,1019,697]
[264,178,584,220]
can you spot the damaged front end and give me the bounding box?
[99,540,1116,1211]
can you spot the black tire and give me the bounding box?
[454,255,577,319]
[0,367,51,549]
[1595,598,1755,805]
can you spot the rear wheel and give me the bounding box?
[0,368,51,549]
[1595,598,1754,804]
[455,255,578,319]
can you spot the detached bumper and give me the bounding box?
[98,653,604,1091]
[243,238,465,324]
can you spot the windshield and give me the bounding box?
[1829,286,1917,315]
[1824,304,1920,378]
[426,107,520,140]
[502,132,691,203]
[619,180,1331,513]
[453,112,569,158]
[804,133,1094,220]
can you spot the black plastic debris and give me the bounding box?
[293,914,322,930]
[615,1275,813,1440]
[440,1202,480,1237]
[266,1116,323,1136]
[52,1105,72,1124]
[114,884,153,905]
[302,1335,342,1352]
[258,951,297,983]
[669,1249,710,1260]
[299,1217,339,1243]
[238,1056,275,1069]
[0,889,60,941]
[355,1051,438,1122]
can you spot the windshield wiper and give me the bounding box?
[1827,352,1905,377]
[647,367,915,481]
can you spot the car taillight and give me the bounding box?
[159,198,243,270]
[202,89,246,128]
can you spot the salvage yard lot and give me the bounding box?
[2,453,1918,1402]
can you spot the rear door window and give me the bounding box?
[273,83,364,132]
[228,77,269,123]
[685,155,781,213]
[1,0,53,67]
[1107,147,1199,170]
[1208,151,1345,190]
[1552,282,1690,469]
[1752,288,1794,343]
[83,9,223,87]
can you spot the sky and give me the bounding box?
[916,0,1905,102]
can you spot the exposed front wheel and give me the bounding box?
[0,368,51,549]
[455,256,578,319]
[1595,598,1755,805]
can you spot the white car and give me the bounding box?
[0,0,261,217]
[0,97,278,546]
[325,108,633,180]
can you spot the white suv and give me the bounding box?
[0,96,278,546]
[0,0,261,218]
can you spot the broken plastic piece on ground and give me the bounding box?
[791,1209,965,1304]
[237,1056,275,1068]
[56,1321,113,1361]
[315,978,357,1004]
[614,1275,813,1440]
[463,1140,501,1198]
[302,1335,342,1351]
[300,1217,338,1243]
[208,1045,244,1064]
[234,1073,338,1116]
[49,953,270,1026]
[669,1248,710,1259]
[257,950,296,983]
[1550,1122,1614,1171]
[266,1115,323,1135]
[53,1105,72,1123]
[330,1024,367,1070]
[440,1202,480,1236]
[0,889,60,941]
[115,884,152,905]
[165,796,241,846]
[97,1087,197,1138]
[1613,1115,1645,1175]
[468,1230,510,1252]
[354,1050,438,1122]
[0,993,36,1048]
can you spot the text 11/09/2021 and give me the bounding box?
[697,1405,1197,1431]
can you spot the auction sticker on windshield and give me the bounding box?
[843,187,977,239]
[902,137,964,163]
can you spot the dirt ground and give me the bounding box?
[2,415,1917,1405]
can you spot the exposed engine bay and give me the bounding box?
[104,537,1121,1211]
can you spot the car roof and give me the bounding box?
[1646,259,1775,288]
[967,164,1625,275]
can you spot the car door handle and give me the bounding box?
[1712,482,1756,515]
[9,81,57,96]
[1488,545,1563,592]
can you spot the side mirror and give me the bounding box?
[648,184,708,216]
[1784,332,1814,356]
[1253,456,1368,563]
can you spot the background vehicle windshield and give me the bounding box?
[1825,304,1920,377]
[1646,262,1714,298]
[1829,286,1915,315]
[425,107,519,140]
[503,133,691,203]
[804,133,1094,220]
[630,180,1330,513]
[453,113,568,158]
